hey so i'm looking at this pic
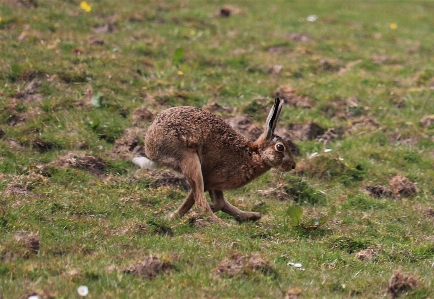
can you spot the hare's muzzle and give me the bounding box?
[280,155,296,172]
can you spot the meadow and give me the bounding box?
[1,0,434,298]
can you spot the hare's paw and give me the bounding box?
[233,211,262,223]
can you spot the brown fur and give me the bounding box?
[145,99,296,223]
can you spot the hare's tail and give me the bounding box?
[132,156,159,170]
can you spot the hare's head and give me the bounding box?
[257,98,296,172]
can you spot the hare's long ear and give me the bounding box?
[265,98,284,140]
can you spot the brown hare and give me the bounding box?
[138,97,296,223]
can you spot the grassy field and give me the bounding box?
[1,0,434,298]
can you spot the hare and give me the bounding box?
[140,97,296,223]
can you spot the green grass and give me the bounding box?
[1,0,434,298]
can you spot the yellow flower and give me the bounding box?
[390,23,397,30]
[177,71,184,76]
[80,1,91,12]
[0,17,2,22]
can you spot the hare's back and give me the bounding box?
[146,106,247,154]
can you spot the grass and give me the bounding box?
[1,0,434,298]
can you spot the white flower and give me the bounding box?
[308,152,318,159]
[324,148,332,153]
[28,296,39,299]
[78,286,89,297]
[307,15,318,22]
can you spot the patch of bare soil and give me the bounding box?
[317,58,341,73]
[389,133,419,146]
[51,152,107,176]
[316,128,339,145]
[131,107,154,126]
[215,253,275,278]
[93,23,116,34]
[257,187,290,201]
[215,5,243,17]
[284,287,302,299]
[388,271,418,299]
[202,101,233,115]
[321,96,362,119]
[5,0,37,8]
[267,46,292,54]
[273,85,315,108]
[389,175,417,197]
[268,64,283,75]
[89,38,105,46]
[420,115,434,128]
[365,185,392,198]
[225,114,263,141]
[338,59,363,75]
[294,154,346,179]
[372,55,396,64]
[124,256,172,279]
[1,232,40,262]
[345,116,381,135]
[13,79,42,103]
[14,232,40,254]
[225,115,300,155]
[186,211,212,228]
[151,170,189,190]
[285,32,311,42]
[3,173,48,198]
[110,127,146,159]
[355,247,380,261]
[288,122,326,141]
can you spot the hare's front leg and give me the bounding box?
[209,190,261,222]
[179,152,224,223]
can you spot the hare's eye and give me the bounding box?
[275,144,284,152]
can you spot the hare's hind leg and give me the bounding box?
[210,190,261,222]
[171,190,194,219]
[177,152,224,223]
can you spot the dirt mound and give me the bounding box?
[284,287,302,299]
[215,253,275,278]
[273,85,315,108]
[226,116,299,155]
[51,152,107,176]
[225,114,263,141]
[365,185,392,198]
[321,97,362,119]
[13,79,42,103]
[151,170,189,190]
[355,247,380,261]
[315,128,339,145]
[294,154,346,180]
[3,173,48,197]
[215,5,243,17]
[110,127,146,159]
[131,107,154,126]
[388,271,418,299]
[14,232,40,254]
[420,115,434,128]
[1,232,40,262]
[257,187,290,201]
[389,175,417,197]
[345,117,380,135]
[124,256,172,279]
[285,32,311,42]
[288,122,326,141]
[202,101,233,115]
